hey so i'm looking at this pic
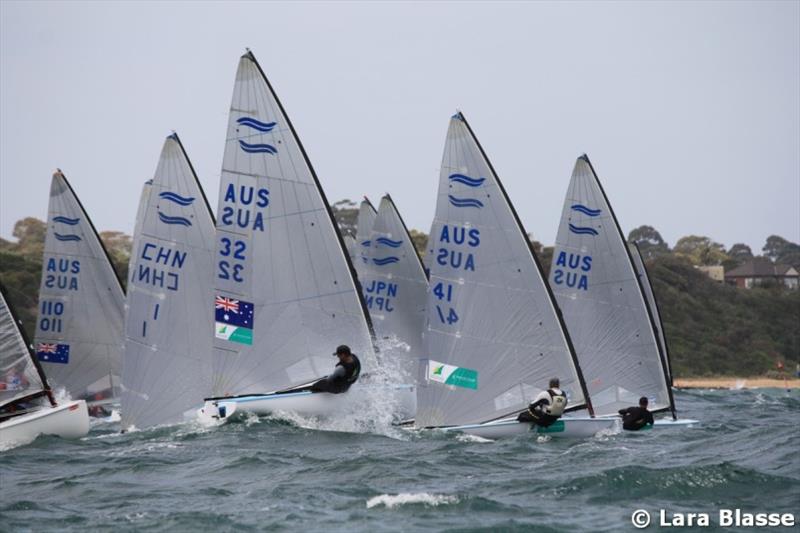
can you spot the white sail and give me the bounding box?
[344,235,357,265]
[0,284,50,409]
[549,155,673,416]
[354,199,377,278]
[33,171,125,402]
[211,51,373,397]
[628,242,673,386]
[416,113,589,428]
[120,134,216,429]
[360,195,428,379]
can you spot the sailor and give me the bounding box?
[517,377,567,427]
[618,396,654,431]
[309,345,361,394]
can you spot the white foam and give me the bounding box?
[455,433,492,443]
[366,492,459,509]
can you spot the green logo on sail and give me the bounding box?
[215,323,253,345]
[427,360,478,390]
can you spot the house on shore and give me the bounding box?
[725,258,800,289]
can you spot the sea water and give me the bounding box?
[2,388,798,532]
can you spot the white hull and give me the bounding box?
[652,418,699,429]
[198,384,416,424]
[441,415,619,439]
[0,400,90,449]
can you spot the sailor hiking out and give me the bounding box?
[618,396,654,431]
[307,345,361,394]
[517,377,567,428]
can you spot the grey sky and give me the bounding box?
[1,1,798,253]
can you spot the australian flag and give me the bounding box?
[215,296,254,329]
[37,342,70,364]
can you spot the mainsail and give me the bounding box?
[359,195,429,378]
[211,50,373,397]
[416,113,590,428]
[121,134,216,429]
[354,198,378,277]
[1,283,52,409]
[549,155,674,416]
[34,171,125,401]
[628,242,674,386]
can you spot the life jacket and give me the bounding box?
[543,388,567,416]
[337,354,361,384]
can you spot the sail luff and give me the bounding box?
[458,115,594,416]
[384,194,429,281]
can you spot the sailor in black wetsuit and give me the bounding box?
[517,377,568,428]
[309,345,361,394]
[618,396,654,431]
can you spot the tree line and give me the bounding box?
[1,204,797,377]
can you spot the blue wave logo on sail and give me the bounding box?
[372,256,400,266]
[448,195,484,209]
[159,191,195,206]
[448,174,485,188]
[54,233,81,242]
[375,237,402,248]
[236,117,277,133]
[570,204,602,217]
[239,140,278,155]
[158,212,192,227]
[568,223,599,236]
[53,216,80,226]
[360,240,371,247]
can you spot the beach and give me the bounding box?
[674,377,800,389]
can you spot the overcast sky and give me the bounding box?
[1,1,798,252]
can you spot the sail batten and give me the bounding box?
[416,113,589,428]
[34,171,125,403]
[211,51,373,398]
[550,155,672,417]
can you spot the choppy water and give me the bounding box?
[2,389,798,532]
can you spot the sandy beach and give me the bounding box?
[674,377,800,389]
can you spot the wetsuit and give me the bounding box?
[517,388,567,427]
[310,354,361,394]
[618,406,654,431]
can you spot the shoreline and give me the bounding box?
[674,377,800,389]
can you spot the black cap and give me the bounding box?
[639,396,649,406]
[333,345,351,356]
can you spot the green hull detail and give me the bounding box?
[535,420,565,433]
[445,367,478,390]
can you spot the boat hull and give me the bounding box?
[0,400,90,449]
[442,415,618,439]
[652,418,699,429]
[198,384,416,423]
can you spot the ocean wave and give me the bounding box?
[366,492,459,509]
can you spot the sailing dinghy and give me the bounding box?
[198,51,413,423]
[549,155,696,429]
[33,171,125,415]
[120,134,216,430]
[359,195,429,382]
[0,283,89,449]
[415,113,615,438]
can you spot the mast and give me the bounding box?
[458,113,594,416]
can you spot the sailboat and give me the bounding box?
[0,283,89,448]
[549,155,696,428]
[120,133,216,430]
[415,113,615,438]
[353,198,378,278]
[198,50,413,422]
[33,171,125,414]
[360,195,429,382]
